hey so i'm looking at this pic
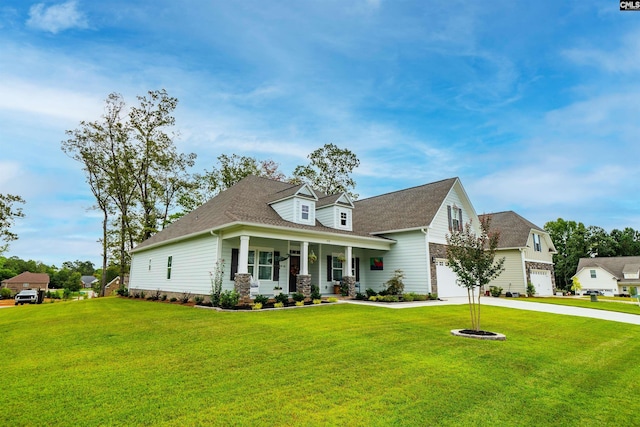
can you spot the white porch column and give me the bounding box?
[345,246,353,276]
[238,235,250,274]
[301,241,309,275]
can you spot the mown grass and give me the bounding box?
[521,297,640,315]
[2,297,639,426]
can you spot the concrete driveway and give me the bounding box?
[345,297,640,325]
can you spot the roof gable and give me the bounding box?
[352,177,458,234]
[576,256,640,280]
[2,271,50,284]
[479,211,549,249]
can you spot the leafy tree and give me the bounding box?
[178,154,286,214]
[544,218,588,290]
[0,193,25,254]
[446,217,505,332]
[291,143,360,199]
[61,260,95,276]
[610,228,640,256]
[586,226,617,257]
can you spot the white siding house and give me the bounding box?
[129,176,550,302]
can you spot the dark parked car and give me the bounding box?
[14,290,38,305]
[584,290,603,296]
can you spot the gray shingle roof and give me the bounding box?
[479,211,545,249]
[576,256,640,280]
[133,176,391,251]
[352,177,458,234]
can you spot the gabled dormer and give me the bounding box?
[269,183,318,226]
[316,193,354,231]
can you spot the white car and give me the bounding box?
[15,290,38,305]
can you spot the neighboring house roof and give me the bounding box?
[2,271,50,285]
[133,176,392,252]
[81,275,98,286]
[353,177,458,234]
[575,256,640,283]
[480,211,552,250]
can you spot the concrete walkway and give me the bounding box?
[345,297,640,325]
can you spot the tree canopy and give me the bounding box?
[291,143,360,199]
[0,193,25,254]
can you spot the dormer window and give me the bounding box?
[533,233,541,252]
[301,204,310,221]
[340,212,347,226]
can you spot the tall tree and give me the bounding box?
[544,218,588,290]
[178,154,285,215]
[586,226,618,258]
[291,143,360,199]
[446,217,505,332]
[0,193,25,254]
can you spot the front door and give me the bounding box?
[288,256,300,293]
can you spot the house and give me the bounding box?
[104,275,128,296]
[479,211,557,296]
[128,175,541,301]
[573,256,640,296]
[81,275,98,289]
[1,271,50,294]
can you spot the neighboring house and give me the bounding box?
[104,275,129,296]
[573,256,640,296]
[1,272,50,294]
[128,176,539,300]
[480,211,557,296]
[81,275,98,289]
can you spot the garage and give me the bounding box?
[435,259,467,298]
[530,269,553,296]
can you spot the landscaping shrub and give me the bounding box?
[273,302,284,308]
[254,294,269,305]
[428,293,437,300]
[116,287,129,297]
[1,287,12,299]
[402,293,415,302]
[527,282,536,297]
[180,291,192,304]
[339,281,349,296]
[151,289,162,301]
[355,292,367,300]
[312,299,322,304]
[365,288,378,298]
[385,269,405,295]
[292,292,305,302]
[490,286,503,297]
[63,288,72,300]
[274,293,289,305]
[327,297,338,303]
[368,295,378,301]
[295,301,304,306]
[379,294,399,302]
[194,296,204,305]
[169,297,177,302]
[311,284,322,300]
[252,302,263,310]
[219,290,239,308]
[161,294,167,301]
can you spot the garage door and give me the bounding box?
[530,269,553,296]
[436,259,467,298]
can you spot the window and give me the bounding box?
[590,269,596,278]
[148,259,152,271]
[332,257,343,281]
[301,204,310,220]
[340,211,348,226]
[623,286,628,292]
[248,249,273,280]
[167,256,172,280]
[533,233,541,252]
[448,205,462,231]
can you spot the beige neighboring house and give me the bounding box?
[480,211,557,296]
[2,271,50,294]
[573,256,640,297]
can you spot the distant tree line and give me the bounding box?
[0,256,118,293]
[545,218,640,290]
[62,89,360,295]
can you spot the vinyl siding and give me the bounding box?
[429,184,479,244]
[270,199,295,223]
[488,249,526,293]
[360,231,429,294]
[129,234,219,295]
[574,267,618,293]
[316,206,335,228]
[523,231,554,263]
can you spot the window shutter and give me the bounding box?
[458,208,463,231]
[273,251,280,282]
[355,257,360,282]
[447,205,452,231]
[327,255,332,281]
[230,248,238,280]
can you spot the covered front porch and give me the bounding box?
[217,224,393,301]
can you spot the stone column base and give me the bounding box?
[342,276,356,298]
[296,274,311,299]
[234,273,252,304]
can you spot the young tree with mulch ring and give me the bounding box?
[446,217,505,332]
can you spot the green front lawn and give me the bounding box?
[519,297,640,315]
[2,298,639,426]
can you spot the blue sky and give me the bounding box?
[1,1,639,267]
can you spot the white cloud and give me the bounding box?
[27,1,88,34]
[563,30,640,73]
